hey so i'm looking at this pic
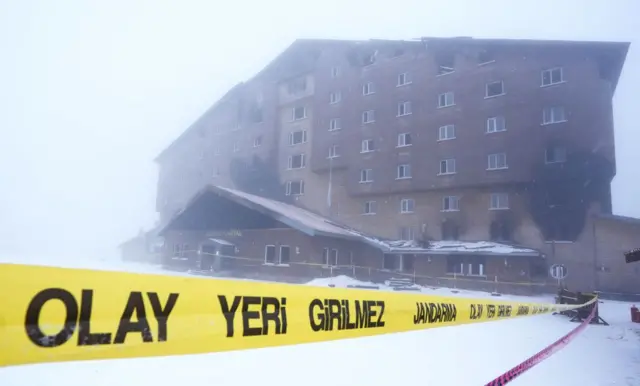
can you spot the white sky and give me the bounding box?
[0,0,638,257]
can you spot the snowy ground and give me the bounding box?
[1,255,639,386]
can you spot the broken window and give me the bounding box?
[363,51,377,66]
[436,53,455,75]
[287,78,307,95]
[545,146,567,164]
[490,220,511,241]
[383,254,400,270]
[486,81,505,97]
[441,220,459,240]
[478,49,494,65]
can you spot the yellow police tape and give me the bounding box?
[0,263,596,368]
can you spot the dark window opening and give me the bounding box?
[391,48,404,58]
[383,254,400,270]
[446,256,463,274]
[478,49,494,64]
[490,220,511,241]
[441,220,459,240]
[402,254,414,271]
[362,51,377,66]
[279,245,290,264]
[265,245,276,264]
[436,53,455,75]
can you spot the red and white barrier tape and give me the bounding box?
[483,304,597,386]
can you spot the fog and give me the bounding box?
[0,0,638,259]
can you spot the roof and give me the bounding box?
[161,184,540,257]
[155,36,629,162]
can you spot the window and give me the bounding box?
[543,107,566,124]
[291,106,306,121]
[288,154,306,169]
[233,142,240,153]
[360,169,373,183]
[383,254,400,271]
[331,249,339,266]
[442,196,459,211]
[397,72,411,86]
[487,116,506,133]
[439,159,456,175]
[399,227,414,241]
[330,92,342,104]
[361,139,374,153]
[286,180,305,195]
[214,147,220,156]
[490,220,511,241]
[362,110,375,124]
[363,201,376,215]
[438,92,454,108]
[436,54,455,75]
[441,219,459,240]
[363,51,377,66]
[329,118,341,131]
[289,130,307,145]
[468,260,485,276]
[438,124,455,140]
[253,136,262,148]
[264,245,276,264]
[490,193,509,210]
[488,153,508,170]
[485,81,504,97]
[331,66,340,78]
[478,49,494,65]
[446,257,464,274]
[400,198,415,213]
[323,248,338,266]
[363,82,375,95]
[397,133,412,147]
[397,101,412,116]
[279,245,290,265]
[542,67,564,86]
[397,164,412,179]
[328,145,339,159]
[287,78,307,95]
[213,167,220,178]
[545,146,567,164]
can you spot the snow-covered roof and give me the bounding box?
[164,185,540,257]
